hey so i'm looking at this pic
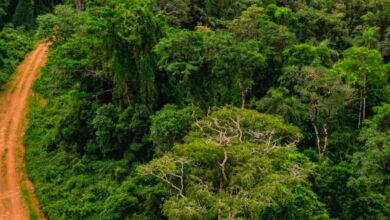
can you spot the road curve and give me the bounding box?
[0,42,48,220]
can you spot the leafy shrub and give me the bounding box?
[0,27,33,87]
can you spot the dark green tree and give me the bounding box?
[139,107,328,219]
[13,0,34,28]
[347,104,390,218]
[334,47,388,129]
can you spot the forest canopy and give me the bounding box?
[0,0,388,219]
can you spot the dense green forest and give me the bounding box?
[0,0,50,87]
[1,0,389,219]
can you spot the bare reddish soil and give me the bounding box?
[0,42,48,220]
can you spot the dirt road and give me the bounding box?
[0,42,48,219]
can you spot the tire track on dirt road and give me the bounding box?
[0,42,48,220]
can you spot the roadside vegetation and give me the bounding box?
[0,27,32,88]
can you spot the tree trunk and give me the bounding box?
[322,123,328,158]
[75,0,85,11]
[363,74,367,122]
[363,96,366,122]
[238,81,246,109]
[218,184,223,220]
[219,147,228,181]
[229,211,235,220]
[358,87,363,129]
[240,91,246,109]
[218,208,222,220]
[312,121,322,160]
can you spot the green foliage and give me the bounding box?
[278,42,353,160]
[0,27,33,87]
[25,83,160,219]
[22,0,390,219]
[228,4,296,95]
[352,26,380,49]
[282,42,337,68]
[228,4,296,50]
[156,0,192,26]
[139,107,328,219]
[251,87,307,125]
[347,104,390,218]
[337,47,387,84]
[154,29,206,104]
[26,136,131,218]
[187,107,302,144]
[150,104,201,152]
[295,6,349,48]
[156,29,264,107]
[380,27,390,58]
[90,104,150,158]
[335,46,389,129]
[335,47,388,92]
[313,160,356,218]
[106,0,164,107]
[0,0,8,27]
[314,104,390,219]
[36,5,78,43]
[13,0,34,28]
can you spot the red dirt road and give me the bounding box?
[0,42,48,219]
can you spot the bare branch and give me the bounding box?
[219,147,229,182]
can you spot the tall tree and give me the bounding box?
[279,43,353,159]
[139,107,328,219]
[0,0,8,27]
[13,0,34,28]
[334,47,388,128]
[347,103,390,218]
[102,0,164,107]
